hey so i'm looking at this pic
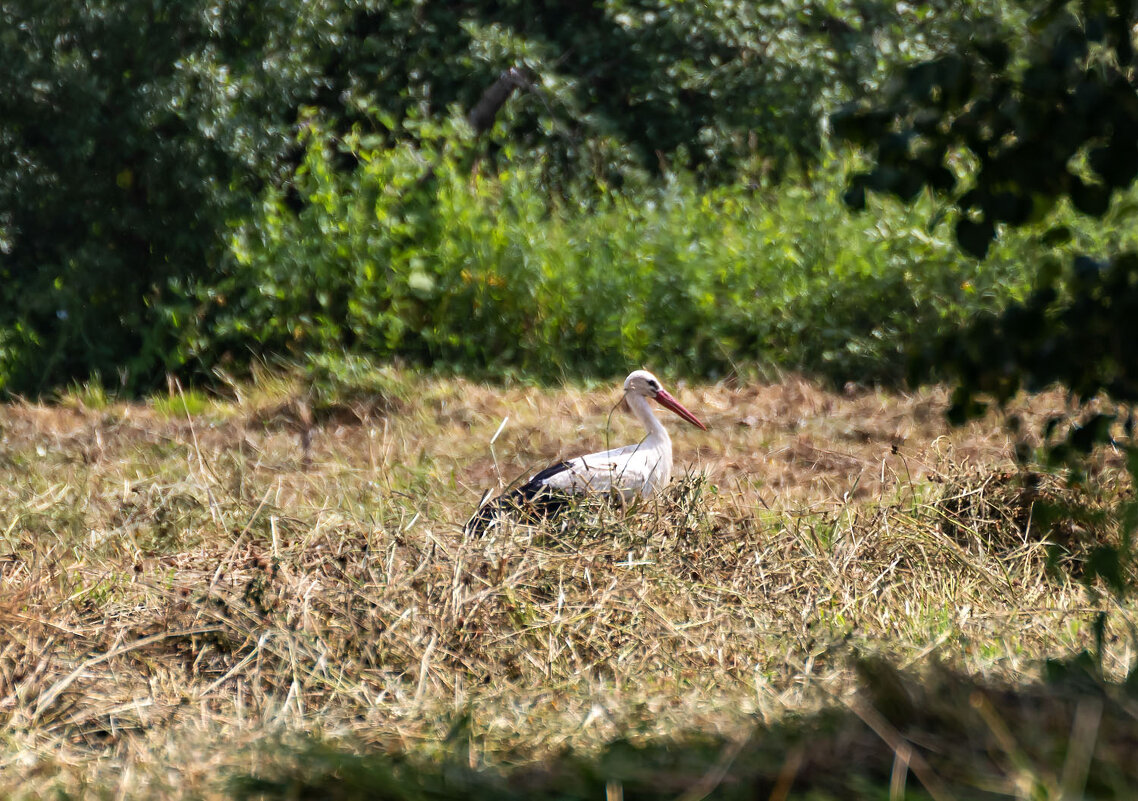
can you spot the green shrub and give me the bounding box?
[0,1,1031,394]
[0,1,1028,395]
[186,122,1110,385]
[0,0,350,394]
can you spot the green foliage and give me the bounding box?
[58,378,110,412]
[835,0,1138,431]
[300,352,412,417]
[836,0,1138,595]
[188,124,1054,385]
[927,252,1138,418]
[0,0,345,393]
[321,0,1019,184]
[152,389,211,420]
[0,0,1021,394]
[834,0,1137,259]
[834,0,1138,418]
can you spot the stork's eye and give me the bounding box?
[648,380,659,391]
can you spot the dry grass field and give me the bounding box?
[1,369,1136,799]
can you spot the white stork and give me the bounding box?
[465,370,707,535]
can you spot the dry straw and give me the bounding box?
[0,373,1133,797]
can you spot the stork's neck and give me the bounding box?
[627,392,670,443]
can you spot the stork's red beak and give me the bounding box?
[654,389,707,430]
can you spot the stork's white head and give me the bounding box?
[624,369,664,398]
[623,370,707,430]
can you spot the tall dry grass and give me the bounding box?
[0,372,1133,797]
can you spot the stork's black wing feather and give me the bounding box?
[521,461,572,495]
[465,461,573,536]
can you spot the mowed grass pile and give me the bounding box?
[2,367,1137,798]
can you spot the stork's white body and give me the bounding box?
[536,391,675,501]
[466,371,706,535]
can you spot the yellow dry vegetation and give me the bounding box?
[0,372,1131,798]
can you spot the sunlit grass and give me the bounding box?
[0,368,1134,798]
[151,387,212,418]
[57,377,110,411]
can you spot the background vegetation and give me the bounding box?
[2,373,1136,799]
[0,0,1035,395]
[200,133,1064,386]
[5,1,1138,798]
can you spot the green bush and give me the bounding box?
[0,1,1026,395]
[187,122,1095,385]
[0,0,347,393]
